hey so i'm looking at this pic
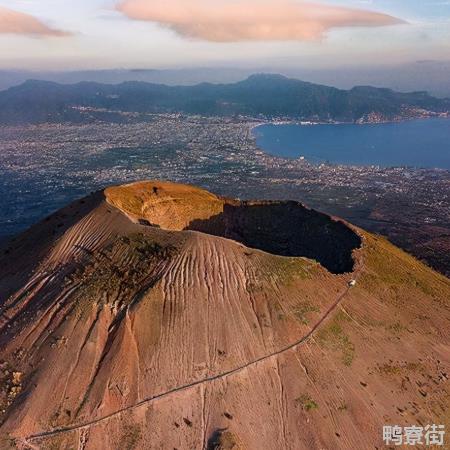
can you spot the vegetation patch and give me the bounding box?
[259,254,318,286]
[293,301,320,325]
[295,394,318,411]
[360,234,450,305]
[207,430,244,450]
[386,321,408,335]
[316,311,355,366]
[72,233,176,312]
[121,234,175,259]
[375,361,423,377]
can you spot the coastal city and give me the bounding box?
[1,114,449,275]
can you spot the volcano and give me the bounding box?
[0,181,449,450]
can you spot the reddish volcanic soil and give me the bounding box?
[0,181,449,450]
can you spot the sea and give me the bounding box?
[253,118,450,169]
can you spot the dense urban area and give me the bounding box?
[1,114,449,276]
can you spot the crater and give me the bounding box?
[105,181,361,274]
[186,201,361,274]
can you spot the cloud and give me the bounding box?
[117,0,405,42]
[0,6,69,37]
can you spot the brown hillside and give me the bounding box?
[0,181,448,450]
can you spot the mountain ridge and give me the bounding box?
[1,73,449,124]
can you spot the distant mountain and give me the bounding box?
[2,62,450,97]
[0,68,253,91]
[0,74,449,124]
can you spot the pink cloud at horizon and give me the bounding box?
[117,0,405,42]
[0,6,70,37]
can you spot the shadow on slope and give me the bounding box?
[186,201,361,274]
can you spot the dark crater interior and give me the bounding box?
[186,201,361,274]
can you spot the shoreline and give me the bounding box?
[250,117,450,172]
[250,114,450,132]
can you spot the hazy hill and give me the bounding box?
[2,62,450,97]
[0,74,449,124]
[0,181,449,449]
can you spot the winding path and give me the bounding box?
[23,265,362,447]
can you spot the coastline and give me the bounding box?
[250,117,450,170]
[250,112,450,133]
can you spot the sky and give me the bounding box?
[0,0,449,70]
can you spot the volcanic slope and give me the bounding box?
[0,181,449,450]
